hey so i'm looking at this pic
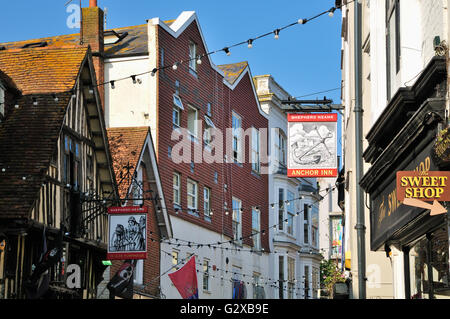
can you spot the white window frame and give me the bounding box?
[133,259,144,285]
[204,186,211,217]
[187,105,199,138]
[173,172,181,206]
[204,116,215,146]
[252,207,261,250]
[287,257,295,299]
[286,191,295,236]
[173,94,183,127]
[252,272,261,299]
[278,129,287,166]
[311,206,319,248]
[203,259,210,291]
[304,204,310,245]
[232,112,242,163]
[251,127,260,173]
[189,41,197,73]
[232,197,242,244]
[278,188,285,231]
[304,265,310,299]
[187,179,198,211]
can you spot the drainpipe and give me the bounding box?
[354,0,366,299]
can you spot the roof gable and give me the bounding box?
[107,126,172,238]
[107,127,149,199]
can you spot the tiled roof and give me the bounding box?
[0,24,148,58]
[107,127,150,199]
[0,93,72,219]
[0,46,88,95]
[217,61,248,85]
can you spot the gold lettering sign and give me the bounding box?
[377,156,432,226]
[397,170,450,202]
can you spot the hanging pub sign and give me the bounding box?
[287,113,338,178]
[107,206,148,260]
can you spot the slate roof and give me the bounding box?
[0,24,149,58]
[0,46,88,95]
[217,61,249,85]
[107,127,149,199]
[0,93,72,219]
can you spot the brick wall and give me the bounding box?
[81,6,105,109]
[156,20,269,252]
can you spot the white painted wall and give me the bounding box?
[104,56,152,129]
[160,216,270,299]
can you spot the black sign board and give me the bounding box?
[370,142,437,251]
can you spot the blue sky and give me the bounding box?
[1,0,342,102]
[1,0,343,164]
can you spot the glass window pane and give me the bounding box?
[409,237,430,299]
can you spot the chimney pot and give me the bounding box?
[90,0,98,7]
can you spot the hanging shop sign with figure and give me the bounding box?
[107,206,148,260]
[287,113,338,178]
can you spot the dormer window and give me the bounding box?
[104,30,128,45]
[22,41,47,49]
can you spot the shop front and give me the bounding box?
[360,56,450,299]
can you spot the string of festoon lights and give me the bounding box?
[89,0,357,90]
[0,1,358,124]
[140,185,343,293]
[146,183,341,253]
[143,249,320,294]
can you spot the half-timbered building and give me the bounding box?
[0,45,118,299]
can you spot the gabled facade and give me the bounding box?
[104,10,271,299]
[107,126,172,299]
[0,46,117,299]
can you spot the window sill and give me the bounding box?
[204,215,212,223]
[251,170,261,178]
[187,209,199,218]
[189,68,198,78]
[233,160,243,168]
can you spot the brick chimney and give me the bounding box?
[82,0,105,109]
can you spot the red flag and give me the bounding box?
[168,256,199,299]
